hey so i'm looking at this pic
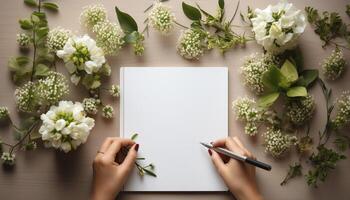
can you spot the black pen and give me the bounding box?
[200,142,272,171]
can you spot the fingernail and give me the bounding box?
[208,149,212,156]
[134,144,139,151]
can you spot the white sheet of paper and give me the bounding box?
[120,67,228,191]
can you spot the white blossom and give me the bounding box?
[322,48,346,80]
[0,106,9,120]
[251,0,306,54]
[148,1,175,35]
[39,101,95,153]
[177,29,208,60]
[80,4,107,28]
[102,105,114,119]
[92,21,124,55]
[56,35,107,86]
[109,84,120,97]
[16,33,31,47]
[1,152,15,165]
[47,27,71,53]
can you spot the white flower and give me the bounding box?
[109,84,120,97]
[251,0,306,54]
[92,21,125,55]
[148,2,175,35]
[56,35,107,87]
[102,105,114,119]
[0,106,9,120]
[47,27,71,53]
[1,152,15,166]
[177,29,208,60]
[39,100,95,153]
[80,4,107,28]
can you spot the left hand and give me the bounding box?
[90,137,138,200]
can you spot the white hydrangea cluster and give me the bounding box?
[15,72,69,113]
[232,97,262,136]
[250,1,306,54]
[82,98,100,115]
[322,48,346,81]
[92,21,125,55]
[286,95,315,126]
[36,72,69,105]
[47,27,71,53]
[109,84,120,97]
[16,33,31,47]
[263,128,296,157]
[240,53,279,95]
[148,2,175,35]
[80,4,107,28]
[332,91,350,130]
[1,152,15,166]
[177,29,208,60]
[15,82,38,113]
[102,105,114,119]
[56,35,106,86]
[39,101,95,153]
[0,106,9,120]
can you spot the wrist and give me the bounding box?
[91,187,118,200]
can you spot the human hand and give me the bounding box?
[91,137,138,200]
[209,137,263,200]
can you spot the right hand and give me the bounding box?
[209,137,263,200]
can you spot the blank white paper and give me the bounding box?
[120,67,228,191]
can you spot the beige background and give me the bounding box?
[0,0,350,199]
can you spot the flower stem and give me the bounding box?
[174,20,189,29]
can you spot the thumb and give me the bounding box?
[210,149,225,174]
[120,144,138,173]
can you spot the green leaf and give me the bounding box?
[218,0,225,9]
[115,7,138,33]
[262,66,288,91]
[124,31,139,43]
[34,64,50,77]
[258,92,280,108]
[182,2,202,21]
[131,133,138,140]
[24,0,37,7]
[31,14,40,23]
[286,86,307,97]
[143,168,157,177]
[280,59,298,83]
[296,70,319,87]
[19,19,33,30]
[42,2,59,11]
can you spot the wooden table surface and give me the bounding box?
[0,0,349,199]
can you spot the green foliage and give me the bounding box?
[182,2,202,21]
[131,133,139,140]
[42,2,59,12]
[24,0,37,7]
[181,0,247,53]
[296,70,319,87]
[334,134,350,151]
[306,146,346,187]
[305,6,349,47]
[281,163,302,186]
[258,60,312,107]
[346,5,350,17]
[115,6,138,33]
[8,56,32,84]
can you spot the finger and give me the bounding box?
[120,144,138,173]
[226,137,244,153]
[105,139,135,159]
[232,137,253,158]
[99,137,116,153]
[212,138,226,147]
[210,150,225,173]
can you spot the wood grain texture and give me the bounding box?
[0,0,349,199]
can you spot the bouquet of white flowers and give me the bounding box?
[250,0,306,54]
[57,35,110,89]
[39,101,95,153]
